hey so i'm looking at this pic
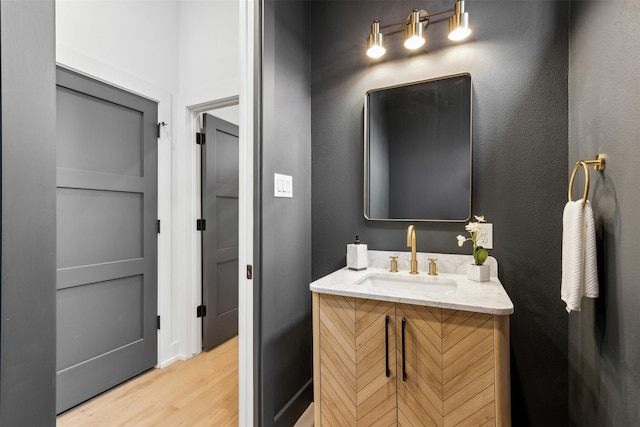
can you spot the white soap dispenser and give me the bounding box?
[346,234,368,271]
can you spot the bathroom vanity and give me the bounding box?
[310,252,513,426]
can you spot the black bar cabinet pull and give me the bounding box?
[385,315,390,377]
[402,317,407,381]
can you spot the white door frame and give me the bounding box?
[239,0,257,424]
[182,96,240,359]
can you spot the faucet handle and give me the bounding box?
[389,256,399,273]
[428,258,438,276]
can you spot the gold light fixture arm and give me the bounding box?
[378,7,454,30]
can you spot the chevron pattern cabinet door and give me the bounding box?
[442,309,496,427]
[318,294,397,427]
[397,303,444,427]
[355,298,396,427]
[318,293,358,426]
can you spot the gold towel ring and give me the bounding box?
[568,161,590,209]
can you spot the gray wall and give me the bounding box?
[260,1,313,425]
[310,1,569,425]
[568,1,640,425]
[0,0,57,425]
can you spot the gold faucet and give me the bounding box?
[406,225,418,274]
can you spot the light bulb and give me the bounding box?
[404,35,425,50]
[367,45,386,58]
[448,27,471,41]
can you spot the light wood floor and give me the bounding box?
[57,336,239,427]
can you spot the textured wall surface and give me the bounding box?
[260,1,313,426]
[568,1,640,425]
[310,1,569,425]
[1,0,57,425]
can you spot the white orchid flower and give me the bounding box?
[465,222,480,233]
[456,235,466,247]
[474,215,485,222]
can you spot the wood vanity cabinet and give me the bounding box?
[312,293,511,427]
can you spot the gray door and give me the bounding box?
[55,67,158,413]
[201,113,239,351]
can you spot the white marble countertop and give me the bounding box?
[310,251,514,315]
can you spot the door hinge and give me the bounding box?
[247,265,253,280]
[157,121,167,138]
[196,305,207,318]
[157,315,161,330]
[157,219,161,234]
[196,219,206,231]
[196,132,206,145]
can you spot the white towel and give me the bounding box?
[561,200,599,313]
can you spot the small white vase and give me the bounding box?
[467,264,490,282]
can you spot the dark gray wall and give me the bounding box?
[260,1,313,426]
[568,1,640,425]
[310,1,569,425]
[0,0,57,425]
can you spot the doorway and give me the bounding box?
[53,97,239,425]
[200,112,240,351]
[55,0,256,421]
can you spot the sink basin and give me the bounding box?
[356,273,457,295]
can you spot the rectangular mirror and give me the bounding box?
[364,73,472,222]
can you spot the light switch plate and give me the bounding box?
[477,223,493,249]
[274,173,293,198]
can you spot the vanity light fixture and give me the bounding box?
[365,0,471,59]
[448,0,471,41]
[366,20,386,58]
[404,10,425,50]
